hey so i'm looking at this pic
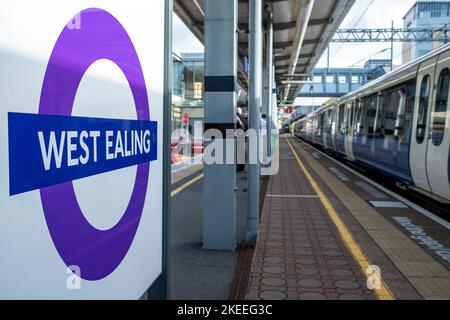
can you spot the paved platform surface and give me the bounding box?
[245,135,450,300]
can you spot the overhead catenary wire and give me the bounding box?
[350,46,390,67]
[331,0,376,59]
[333,1,441,67]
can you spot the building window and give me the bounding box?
[326,75,335,83]
[416,75,430,144]
[193,61,204,100]
[432,68,450,146]
[351,76,359,84]
[313,76,322,83]
[338,76,347,84]
[419,49,430,57]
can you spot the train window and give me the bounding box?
[330,109,336,134]
[345,102,354,135]
[350,102,355,134]
[385,88,406,136]
[345,105,349,135]
[319,113,325,134]
[375,94,384,136]
[359,99,368,135]
[367,96,377,135]
[354,100,362,135]
[402,82,416,142]
[338,105,345,134]
[432,68,450,146]
[416,76,431,144]
[326,110,333,133]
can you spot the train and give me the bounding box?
[292,43,450,203]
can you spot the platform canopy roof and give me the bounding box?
[174,0,355,104]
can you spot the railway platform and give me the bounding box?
[169,158,250,299]
[243,135,450,300]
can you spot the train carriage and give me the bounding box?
[294,44,450,203]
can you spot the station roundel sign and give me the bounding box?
[38,8,151,281]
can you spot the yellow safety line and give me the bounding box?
[286,138,395,300]
[171,173,204,198]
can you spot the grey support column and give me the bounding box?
[266,7,273,158]
[245,0,262,243]
[203,0,237,251]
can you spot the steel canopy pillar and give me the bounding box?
[245,0,262,243]
[265,7,273,159]
[203,0,237,250]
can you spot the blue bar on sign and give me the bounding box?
[8,112,158,195]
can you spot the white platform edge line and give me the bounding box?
[171,154,204,173]
[267,194,319,198]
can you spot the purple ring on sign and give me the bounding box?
[38,8,150,281]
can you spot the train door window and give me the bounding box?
[326,110,333,133]
[385,88,406,136]
[338,104,345,134]
[350,102,355,131]
[345,102,354,135]
[375,94,384,136]
[316,115,320,134]
[354,100,362,135]
[416,75,431,144]
[402,82,416,142]
[358,99,367,135]
[367,96,377,135]
[331,109,337,134]
[432,68,450,146]
[320,114,324,133]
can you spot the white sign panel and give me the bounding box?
[0,0,165,299]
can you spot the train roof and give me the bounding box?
[300,44,450,119]
[336,43,450,104]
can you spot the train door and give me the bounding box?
[344,101,355,160]
[410,56,438,192]
[426,51,450,199]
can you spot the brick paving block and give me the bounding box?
[298,292,326,300]
[261,277,285,287]
[334,280,360,290]
[298,279,322,289]
[260,290,286,300]
[262,266,285,274]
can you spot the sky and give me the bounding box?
[172,0,418,104]
[173,12,204,55]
